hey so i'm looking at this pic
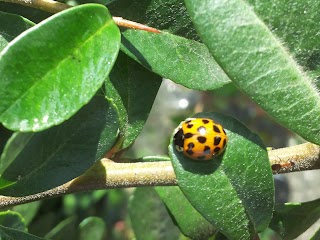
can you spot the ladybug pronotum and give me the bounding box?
[173,118,227,160]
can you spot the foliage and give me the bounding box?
[0,0,319,239]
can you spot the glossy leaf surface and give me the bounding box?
[0,4,120,131]
[185,0,320,144]
[169,112,274,239]
[0,96,119,196]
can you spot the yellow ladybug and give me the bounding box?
[173,118,227,160]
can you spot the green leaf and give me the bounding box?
[44,217,77,240]
[107,0,198,39]
[0,211,26,232]
[129,187,181,240]
[248,1,320,70]
[0,96,119,196]
[184,0,320,145]
[169,112,274,239]
[0,132,34,177]
[0,11,34,52]
[108,0,320,73]
[0,4,120,132]
[79,217,106,240]
[107,0,230,90]
[0,225,44,240]
[12,201,41,226]
[106,52,162,148]
[120,30,230,90]
[156,186,216,239]
[269,199,320,240]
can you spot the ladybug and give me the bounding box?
[173,118,227,160]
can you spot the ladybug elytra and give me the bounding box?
[173,118,227,160]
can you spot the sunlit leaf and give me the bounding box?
[0,4,120,131]
[170,112,274,239]
[185,0,320,144]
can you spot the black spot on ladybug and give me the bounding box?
[197,126,206,134]
[202,119,209,124]
[213,147,221,153]
[223,129,226,135]
[197,156,206,160]
[186,124,193,128]
[184,133,193,138]
[186,142,194,155]
[214,136,221,145]
[185,120,192,124]
[188,142,194,148]
[197,136,206,143]
[223,139,226,148]
[203,146,211,155]
[213,125,221,133]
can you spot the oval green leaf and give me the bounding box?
[156,186,216,239]
[169,112,274,239]
[0,4,120,131]
[184,0,320,145]
[0,96,119,196]
[106,52,162,149]
[121,30,230,90]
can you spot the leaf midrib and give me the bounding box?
[0,18,115,122]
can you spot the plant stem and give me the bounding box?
[112,17,160,33]
[1,0,160,33]
[2,0,70,13]
[0,160,176,208]
[269,142,320,174]
[0,143,318,208]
